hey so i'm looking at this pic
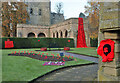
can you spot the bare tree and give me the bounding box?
[84,1,100,39]
[54,2,64,14]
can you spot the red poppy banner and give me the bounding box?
[97,39,115,62]
[5,41,14,48]
[77,18,87,48]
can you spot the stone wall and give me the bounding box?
[0,1,2,37]
[51,12,64,25]
[17,24,49,38]
[50,18,90,47]
[50,18,78,38]
[98,2,120,81]
[25,1,64,26]
[99,2,120,31]
[26,1,51,26]
[17,18,90,47]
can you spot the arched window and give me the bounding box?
[53,33,55,38]
[30,8,33,15]
[65,30,68,38]
[60,31,63,38]
[39,9,42,15]
[38,33,45,37]
[28,32,35,37]
[56,32,58,38]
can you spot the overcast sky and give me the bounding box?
[51,0,88,19]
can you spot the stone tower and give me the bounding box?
[25,0,51,26]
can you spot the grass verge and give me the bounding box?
[2,48,93,81]
[67,48,98,57]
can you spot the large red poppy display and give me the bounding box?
[77,18,87,48]
[97,39,115,62]
[5,40,14,48]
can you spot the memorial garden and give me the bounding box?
[1,37,97,81]
[1,0,120,82]
[2,47,96,81]
[1,12,98,81]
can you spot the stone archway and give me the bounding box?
[59,31,63,38]
[65,30,68,38]
[56,32,59,38]
[53,33,55,38]
[28,32,35,37]
[38,33,46,38]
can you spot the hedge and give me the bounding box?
[1,38,74,49]
[90,38,98,47]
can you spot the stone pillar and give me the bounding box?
[63,31,65,38]
[35,33,37,38]
[98,2,120,81]
[73,30,77,48]
[58,31,61,38]
[55,32,57,38]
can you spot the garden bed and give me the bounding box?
[8,53,74,61]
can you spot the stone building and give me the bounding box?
[51,12,64,25]
[17,0,90,47]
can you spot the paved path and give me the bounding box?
[53,51,98,63]
[33,51,98,82]
[36,64,98,81]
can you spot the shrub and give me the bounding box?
[90,38,98,47]
[1,38,74,49]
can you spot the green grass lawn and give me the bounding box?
[2,48,93,81]
[67,48,98,57]
[49,47,98,57]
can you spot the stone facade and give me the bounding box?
[50,18,78,38]
[17,17,90,47]
[51,12,64,25]
[17,1,90,47]
[25,1,51,26]
[25,1,64,26]
[98,2,120,81]
[0,1,2,37]
[17,24,49,38]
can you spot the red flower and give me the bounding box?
[68,40,70,42]
[63,59,65,61]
